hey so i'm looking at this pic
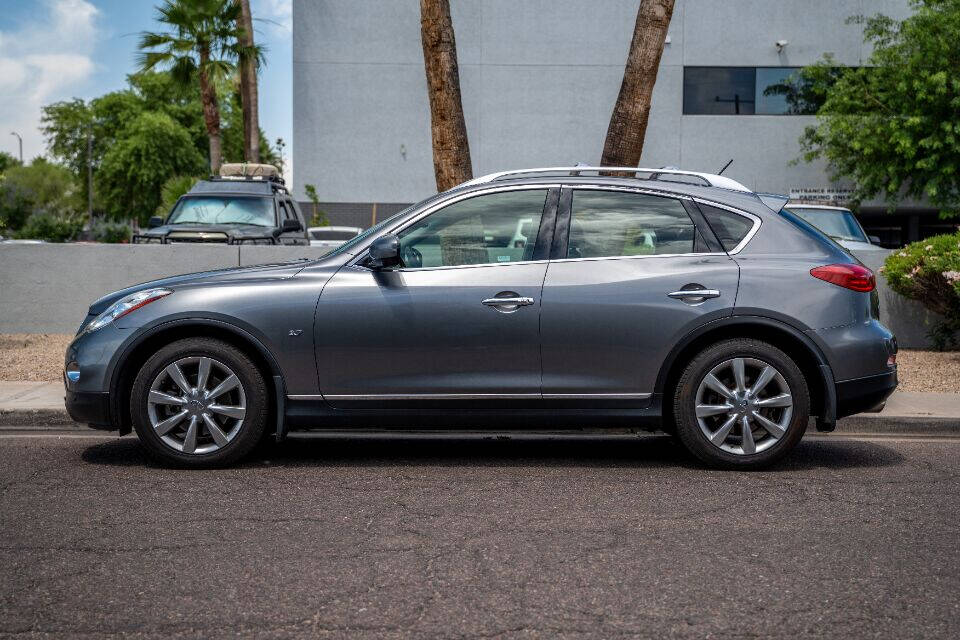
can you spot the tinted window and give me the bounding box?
[784,207,868,243]
[167,196,275,227]
[567,191,698,258]
[699,204,754,252]
[683,67,833,115]
[397,190,547,268]
[684,67,756,115]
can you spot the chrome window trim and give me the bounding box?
[347,184,561,270]
[548,252,727,265]
[690,198,762,255]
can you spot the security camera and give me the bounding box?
[775,39,789,52]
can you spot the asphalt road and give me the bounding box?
[1,430,958,639]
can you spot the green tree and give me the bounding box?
[799,0,960,215]
[137,0,256,174]
[0,159,82,232]
[0,151,20,174]
[96,112,206,223]
[157,175,202,215]
[303,184,328,226]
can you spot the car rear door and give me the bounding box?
[539,186,743,406]
[314,186,559,409]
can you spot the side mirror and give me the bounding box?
[368,234,401,270]
[868,235,882,245]
[148,216,165,229]
[281,218,302,233]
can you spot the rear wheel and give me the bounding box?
[673,338,809,469]
[130,338,268,468]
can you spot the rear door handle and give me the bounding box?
[667,289,720,300]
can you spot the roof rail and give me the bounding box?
[460,166,752,193]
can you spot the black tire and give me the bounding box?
[130,338,269,468]
[672,338,809,470]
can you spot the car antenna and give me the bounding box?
[717,159,734,175]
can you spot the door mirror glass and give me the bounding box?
[148,215,165,228]
[368,234,401,269]
[281,218,302,233]
[868,235,881,245]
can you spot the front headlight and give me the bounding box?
[84,288,173,334]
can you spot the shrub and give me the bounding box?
[15,208,84,243]
[884,232,960,348]
[90,219,132,243]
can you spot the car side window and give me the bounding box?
[698,203,754,252]
[566,190,703,258]
[397,189,548,268]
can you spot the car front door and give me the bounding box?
[315,186,558,409]
[539,187,744,406]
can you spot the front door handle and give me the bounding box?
[482,296,535,306]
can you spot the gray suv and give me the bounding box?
[64,167,897,469]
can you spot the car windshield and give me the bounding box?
[784,207,868,243]
[167,196,276,227]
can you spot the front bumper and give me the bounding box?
[835,368,898,419]
[64,386,113,429]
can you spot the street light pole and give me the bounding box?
[10,132,22,164]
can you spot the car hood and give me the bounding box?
[141,223,277,240]
[86,261,309,315]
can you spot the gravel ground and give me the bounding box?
[0,334,73,381]
[0,333,957,393]
[895,349,960,393]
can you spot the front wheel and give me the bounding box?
[130,338,269,468]
[672,338,809,469]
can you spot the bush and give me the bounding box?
[15,208,84,243]
[884,232,960,348]
[90,219,132,243]
[157,175,201,216]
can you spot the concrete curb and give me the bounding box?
[1,408,958,435]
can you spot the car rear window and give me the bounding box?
[698,204,754,251]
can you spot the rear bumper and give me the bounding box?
[64,388,113,429]
[835,369,898,419]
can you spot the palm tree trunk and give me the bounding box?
[236,0,260,163]
[420,0,472,192]
[601,0,675,168]
[198,48,223,174]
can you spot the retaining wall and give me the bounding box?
[0,245,942,347]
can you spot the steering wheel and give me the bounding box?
[401,244,422,268]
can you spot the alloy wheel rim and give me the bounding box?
[147,356,246,454]
[694,357,793,455]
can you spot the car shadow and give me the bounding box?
[81,432,905,471]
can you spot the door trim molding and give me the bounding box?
[288,393,652,401]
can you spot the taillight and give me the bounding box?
[810,263,876,292]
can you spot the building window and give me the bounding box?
[683,67,827,115]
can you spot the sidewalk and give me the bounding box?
[2,381,959,432]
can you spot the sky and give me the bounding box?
[0,0,293,175]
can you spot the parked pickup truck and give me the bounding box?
[134,164,309,245]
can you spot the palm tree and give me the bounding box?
[138,0,257,174]
[601,0,676,168]
[235,0,261,163]
[420,0,472,191]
